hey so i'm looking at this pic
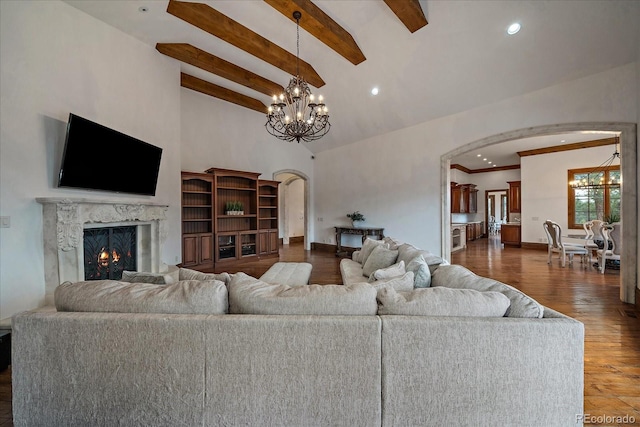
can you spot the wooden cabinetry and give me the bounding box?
[451,182,477,213]
[501,224,521,247]
[508,181,521,213]
[181,172,214,269]
[465,221,485,242]
[258,180,280,257]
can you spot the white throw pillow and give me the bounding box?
[368,260,406,282]
[370,271,415,292]
[377,286,511,317]
[359,238,388,266]
[228,272,378,315]
[362,246,399,278]
[406,255,431,288]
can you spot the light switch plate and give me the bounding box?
[0,216,10,228]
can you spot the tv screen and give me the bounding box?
[58,114,162,196]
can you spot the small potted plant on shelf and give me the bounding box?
[225,201,244,215]
[347,211,365,227]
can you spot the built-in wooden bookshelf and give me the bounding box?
[181,172,214,269]
[258,180,280,257]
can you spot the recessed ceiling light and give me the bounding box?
[477,154,482,157]
[488,161,492,164]
[493,164,497,167]
[138,6,149,12]
[371,87,379,96]
[507,22,521,35]
[483,158,487,161]
[561,139,566,143]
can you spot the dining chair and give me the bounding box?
[582,221,600,263]
[597,222,621,274]
[543,220,589,267]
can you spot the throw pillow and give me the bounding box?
[179,267,232,286]
[120,270,177,285]
[406,255,431,288]
[397,243,447,274]
[376,286,511,317]
[370,271,414,292]
[228,272,377,315]
[359,238,388,266]
[368,260,405,282]
[54,279,228,314]
[362,246,399,278]
[431,265,544,318]
[382,236,403,250]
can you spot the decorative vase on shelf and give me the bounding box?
[352,220,364,228]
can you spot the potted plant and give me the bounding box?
[225,201,244,215]
[347,211,365,227]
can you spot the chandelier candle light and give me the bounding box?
[569,137,621,189]
[266,11,330,143]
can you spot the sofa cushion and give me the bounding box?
[406,255,431,288]
[121,270,177,285]
[370,271,415,292]
[228,272,377,315]
[54,279,228,314]
[376,286,510,317]
[259,262,312,287]
[382,236,403,250]
[179,267,232,286]
[368,260,405,282]
[362,246,399,278]
[431,264,544,318]
[359,238,388,266]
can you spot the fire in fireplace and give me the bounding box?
[84,226,136,280]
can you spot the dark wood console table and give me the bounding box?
[334,226,385,257]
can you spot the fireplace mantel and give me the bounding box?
[37,198,169,303]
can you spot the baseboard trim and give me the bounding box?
[521,242,547,251]
[288,236,304,244]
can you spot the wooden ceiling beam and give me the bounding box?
[157,43,284,97]
[517,137,618,157]
[167,0,325,88]
[181,73,267,114]
[383,0,428,33]
[264,0,366,65]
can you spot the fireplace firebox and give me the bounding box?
[84,226,136,280]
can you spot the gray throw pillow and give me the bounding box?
[377,286,511,317]
[179,267,232,286]
[359,238,388,266]
[362,246,399,278]
[120,270,176,285]
[406,255,431,288]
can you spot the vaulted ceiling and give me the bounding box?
[65,0,639,156]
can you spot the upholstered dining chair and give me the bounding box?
[543,220,589,267]
[597,222,621,274]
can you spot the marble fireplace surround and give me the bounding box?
[37,198,169,304]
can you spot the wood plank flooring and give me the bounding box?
[1,236,638,426]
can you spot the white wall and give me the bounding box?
[314,62,638,254]
[520,146,617,244]
[0,1,182,323]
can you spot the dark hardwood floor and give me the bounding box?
[1,236,638,426]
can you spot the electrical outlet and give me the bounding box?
[317,217,323,222]
[0,216,9,228]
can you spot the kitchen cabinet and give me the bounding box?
[451,183,477,213]
[508,181,521,213]
[501,224,521,247]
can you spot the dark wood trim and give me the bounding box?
[264,0,366,65]
[451,163,521,174]
[167,0,325,88]
[383,0,428,33]
[517,137,618,157]
[289,236,304,244]
[181,73,267,113]
[157,43,283,96]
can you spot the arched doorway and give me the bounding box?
[274,169,311,250]
[440,122,637,304]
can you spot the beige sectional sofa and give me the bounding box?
[12,260,585,426]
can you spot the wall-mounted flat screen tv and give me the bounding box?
[58,113,163,196]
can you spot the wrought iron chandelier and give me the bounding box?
[570,137,621,189]
[265,11,330,143]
